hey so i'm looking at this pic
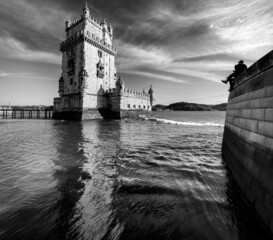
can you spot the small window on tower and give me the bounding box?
[128,104,130,108]
[70,78,73,85]
[98,50,102,58]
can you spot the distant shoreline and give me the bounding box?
[152,102,227,111]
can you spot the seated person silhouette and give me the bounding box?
[222,60,247,91]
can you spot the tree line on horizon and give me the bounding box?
[152,102,227,111]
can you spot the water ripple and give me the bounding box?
[0,112,270,239]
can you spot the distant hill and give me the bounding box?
[152,102,227,111]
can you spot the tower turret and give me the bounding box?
[83,2,90,18]
[116,76,124,93]
[108,24,113,39]
[65,19,71,29]
[148,85,154,105]
[101,19,107,40]
[65,19,71,37]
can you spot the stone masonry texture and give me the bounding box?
[223,49,273,237]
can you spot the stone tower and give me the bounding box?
[53,3,153,120]
[53,3,117,119]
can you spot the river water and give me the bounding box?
[0,111,269,239]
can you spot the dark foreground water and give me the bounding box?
[0,112,269,240]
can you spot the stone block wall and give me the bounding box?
[121,92,151,111]
[53,94,81,111]
[106,88,152,112]
[222,50,273,236]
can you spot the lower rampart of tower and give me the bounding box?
[98,88,152,119]
[53,87,152,120]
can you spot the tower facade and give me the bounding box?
[53,4,153,120]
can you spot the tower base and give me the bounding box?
[52,108,152,120]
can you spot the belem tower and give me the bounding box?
[53,4,154,120]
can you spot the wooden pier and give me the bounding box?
[0,106,53,120]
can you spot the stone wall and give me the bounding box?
[222,50,273,236]
[106,88,152,112]
[53,94,81,111]
[121,92,151,111]
[62,42,83,96]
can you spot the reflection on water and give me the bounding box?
[0,115,270,239]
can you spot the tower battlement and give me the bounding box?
[65,15,112,34]
[106,88,150,99]
[60,30,117,55]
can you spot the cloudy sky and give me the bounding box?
[1,0,273,106]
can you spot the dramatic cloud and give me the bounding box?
[1,0,273,104]
[0,34,60,64]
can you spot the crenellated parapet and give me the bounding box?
[65,15,105,31]
[105,87,150,99]
[65,16,83,30]
[123,88,150,99]
[65,11,113,36]
[60,29,117,55]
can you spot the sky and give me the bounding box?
[1,0,273,106]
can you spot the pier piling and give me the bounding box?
[0,106,53,120]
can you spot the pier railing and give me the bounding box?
[0,106,53,120]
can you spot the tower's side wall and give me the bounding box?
[98,89,152,119]
[52,94,82,120]
[222,50,273,236]
[82,19,117,110]
[120,90,152,111]
[62,42,84,96]
[85,20,103,38]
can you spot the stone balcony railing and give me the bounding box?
[60,30,117,55]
